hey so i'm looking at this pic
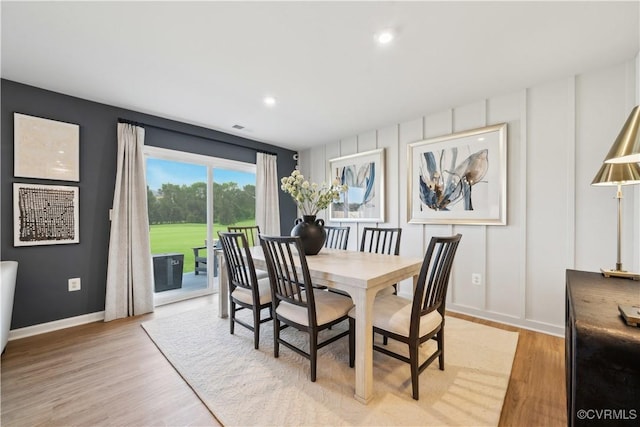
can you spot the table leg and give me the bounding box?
[352,287,376,404]
[217,251,228,318]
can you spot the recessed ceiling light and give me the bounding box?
[263,96,276,106]
[376,30,394,45]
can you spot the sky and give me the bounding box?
[146,158,255,191]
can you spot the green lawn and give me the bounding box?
[150,220,256,273]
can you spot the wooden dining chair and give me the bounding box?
[324,225,350,250]
[227,225,260,247]
[218,232,273,350]
[349,234,462,400]
[259,235,354,382]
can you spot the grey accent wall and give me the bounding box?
[1,79,297,329]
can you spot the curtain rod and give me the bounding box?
[117,118,278,156]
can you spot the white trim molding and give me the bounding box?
[8,311,105,341]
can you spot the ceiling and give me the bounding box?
[2,1,639,151]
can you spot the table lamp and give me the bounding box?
[591,162,640,280]
[603,105,640,164]
[597,105,640,325]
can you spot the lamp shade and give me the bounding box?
[591,162,640,186]
[604,105,640,164]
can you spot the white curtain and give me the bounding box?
[256,153,281,235]
[104,123,154,322]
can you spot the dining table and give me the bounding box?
[217,246,423,405]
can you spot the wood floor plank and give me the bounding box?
[1,295,565,426]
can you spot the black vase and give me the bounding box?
[291,215,326,255]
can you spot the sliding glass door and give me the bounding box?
[144,146,256,306]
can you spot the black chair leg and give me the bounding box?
[409,342,419,400]
[348,317,355,368]
[310,330,318,382]
[273,318,280,358]
[438,331,445,370]
[253,308,260,350]
[230,302,235,335]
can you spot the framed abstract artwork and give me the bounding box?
[407,123,507,225]
[14,113,80,182]
[14,183,80,246]
[329,148,385,222]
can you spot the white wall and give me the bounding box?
[299,58,638,336]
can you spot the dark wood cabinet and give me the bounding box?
[566,270,640,426]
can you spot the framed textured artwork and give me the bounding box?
[14,113,80,181]
[407,123,507,225]
[329,148,385,222]
[14,183,79,246]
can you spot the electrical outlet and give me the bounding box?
[68,277,81,292]
[471,273,482,286]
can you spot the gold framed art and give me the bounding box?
[407,123,507,225]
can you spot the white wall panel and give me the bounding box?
[424,110,453,139]
[378,125,400,227]
[399,118,425,259]
[485,91,524,318]
[340,136,358,156]
[449,102,488,310]
[526,79,570,328]
[453,101,486,133]
[575,63,632,273]
[398,119,425,293]
[357,130,377,152]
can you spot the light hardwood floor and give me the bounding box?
[1,295,566,426]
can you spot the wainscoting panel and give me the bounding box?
[525,78,571,328]
[377,124,400,229]
[485,91,524,317]
[575,63,633,273]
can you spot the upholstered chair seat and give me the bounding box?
[277,289,353,327]
[348,294,442,338]
[231,277,272,306]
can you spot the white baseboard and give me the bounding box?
[447,305,565,338]
[8,311,105,341]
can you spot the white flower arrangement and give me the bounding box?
[281,169,348,216]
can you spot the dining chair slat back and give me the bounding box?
[415,234,462,318]
[261,236,309,307]
[259,234,354,382]
[360,227,402,255]
[324,226,350,250]
[218,231,273,350]
[227,225,261,247]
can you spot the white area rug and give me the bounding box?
[141,306,518,426]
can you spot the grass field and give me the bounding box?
[150,219,256,273]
